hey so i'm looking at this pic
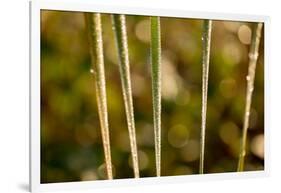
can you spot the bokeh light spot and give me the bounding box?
[98,163,116,179]
[219,78,237,99]
[238,25,252,45]
[128,150,149,170]
[135,19,150,43]
[80,169,98,181]
[168,124,190,148]
[251,134,264,159]
[180,139,200,162]
[219,121,239,146]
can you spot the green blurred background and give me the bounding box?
[40,10,264,183]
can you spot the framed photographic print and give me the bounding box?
[30,0,269,192]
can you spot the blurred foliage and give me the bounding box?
[41,10,264,183]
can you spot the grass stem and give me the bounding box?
[84,13,113,179]
[151,16,162,177]
[237,23,263,172]
[112,14,140,178]
[199,19,212,174]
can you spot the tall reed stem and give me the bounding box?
[237,23,263,172]
[111,14,140,178]
[84,13,113,179]
[150,16,162,177]
[199,19,212,174]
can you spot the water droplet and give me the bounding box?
[246,75,250,81]
[249,87,254,92]
[249,53,258,60]
[242,150,246,156]
[90,69,94,74]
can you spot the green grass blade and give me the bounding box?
[150,16,162,177]
[237,23,263,172]
[84,13,113,180]
[199,19,212,174]
[111,14,140,178]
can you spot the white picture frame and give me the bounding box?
[30,0,270,192]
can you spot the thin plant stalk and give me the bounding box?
[84,13,113,179]
[150,16,162,177]
[111,14,140,178]
[199,19,212,174]
[237,23,263,172]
